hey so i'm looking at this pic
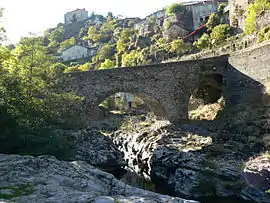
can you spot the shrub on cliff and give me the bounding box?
[210,24,231,44]
[245,0,270,34]
[166,3,185,16]
[99,59,116,69]
[206,3,227,30]
[193,33,212,50]
[170,39,190,56]
[257,26,270,42]
[121,50,144,67]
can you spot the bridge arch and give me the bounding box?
[95,88,169,119]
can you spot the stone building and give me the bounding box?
[187,0,219,29]
[64,9,88,25]
[62,45,94,62]
[135,0,222,32]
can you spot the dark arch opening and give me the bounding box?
[189,73,225,120]
[98,91,168,120]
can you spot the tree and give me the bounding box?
[193,33,212,50]
[99,59,116,69]
[93,44,116,62]
[0,34,83,157]
[47,26,65,43]
[116,28,137,53]
[206,4,227,30]
[210,24,231,44]
[59,37,76,52]
[122,50,143,67]
[257,26,270,42]
[166,3,185,16]
[170,39,188,56]
[87,24,113,43]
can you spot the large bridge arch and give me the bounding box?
[96,89,169,119]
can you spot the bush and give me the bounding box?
[59,37,75,52]
[166,3,185,16]
[245,0,270,34]
[99,59,116,69]
[170,39,189,55]
[122,50,143,67]
[206,13,220,30]
[193,33,212,50]
[64,63,90,73]
[210,24,231,44]
[257,26,270,42]
[92,44,116,63]
[206,3,227,30]
[164,19,172,30]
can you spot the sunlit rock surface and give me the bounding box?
[242,154,270,203]
[0,154,199,203]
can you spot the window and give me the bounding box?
[200,17,204,22]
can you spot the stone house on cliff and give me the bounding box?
[61,45,97,62]
[64,9,88,25]
[135,0,222,34]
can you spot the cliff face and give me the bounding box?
[229,0,250,29]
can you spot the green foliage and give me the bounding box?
[193,33,212,50]
[210,24,231,44]
[206,13,220,30]
[0,35,83,158]
[116,28,137,53]
[206,4,226,30]
[87,21,116,43]
[99,59,116,69]
[64,62,90,73]
[156,37,170,51]
[245,0,270,34]
[217,3,226,14]
[164,19,172,30]
[258,26,270,42]
[59,37,76,52]
[92,44,116,63]
[245,4,258,34]
[87,26,101,42]
[166,3,185,16]
[170,39,188,55]
[122,50,143,67]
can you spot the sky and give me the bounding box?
[0,0,183,44]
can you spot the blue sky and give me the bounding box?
[0,0,185,43]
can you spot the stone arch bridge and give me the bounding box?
[68,56,229,122]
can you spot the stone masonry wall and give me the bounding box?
[228,40,270,104]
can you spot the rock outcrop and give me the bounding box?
[109,107,270,203]
[61,129,125,172]
[242,154,270,203]
[0,154,199,203]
